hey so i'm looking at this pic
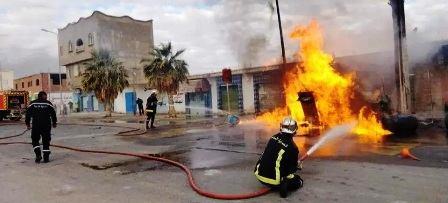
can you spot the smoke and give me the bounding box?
[214,0,273,67]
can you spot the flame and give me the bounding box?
[354,107,391,143]
[258,20,391,141]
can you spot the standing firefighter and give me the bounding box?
[25,91,57,163]
[136,98,144,116]
[145,91,158,130]
[254,117,303,198]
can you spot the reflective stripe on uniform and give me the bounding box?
[254,149,285,185]
[33,146,40,149]
[42,150,51,152]
[28,103,55,109]
[286,174,295,179]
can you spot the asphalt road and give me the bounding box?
[0,118,447,203]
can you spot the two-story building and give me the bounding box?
[58,11,154,113]
[14,73,71,113]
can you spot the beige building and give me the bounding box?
[14,73,69,98]
[58,11,154,113]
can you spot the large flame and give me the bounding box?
[258,20,391,141]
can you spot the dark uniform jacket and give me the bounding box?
[136,98,143,108]
[25,99,57,130]
[254,132,299,185]
[146,95,158,113]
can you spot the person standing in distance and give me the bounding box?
[136,98,144,116]
[145,91,158,130]
[25,91,57,163]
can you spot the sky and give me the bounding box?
[0,0,447,78]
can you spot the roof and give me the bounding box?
[187,62,297,80]
[59,10,153,31]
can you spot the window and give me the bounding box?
[36,79,40,86]
[68,41,73,52]
[88,33,94,45]
[15,84,18,90]
[28,81,32,87]
[59,46,63,56]
[76,38,83,46]
[21,82,24,88]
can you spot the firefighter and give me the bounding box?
[145,91,158,130]
[136,98,144,116]
[25,91,57,163]
[254,117,303,198]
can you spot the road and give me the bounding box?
[0,116,447,202]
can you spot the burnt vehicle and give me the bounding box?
[0,90,29,121]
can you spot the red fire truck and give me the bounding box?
[0,90,29,121]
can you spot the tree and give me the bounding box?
[141,42,189,117]
[82,50,129,117]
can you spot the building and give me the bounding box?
[0,70,14,91]
[181,42,448,118]
[183,63,293,116]
[58,11,154,113]
[14,73,71,114]
[410,43,448,118]
[14,73,68,96]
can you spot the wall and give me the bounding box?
[59,11,154,91]
[113,86,185,114]
[208,77,218,112]
[242,73,255,113]
[95,11,153,85]
[0,70,14,90]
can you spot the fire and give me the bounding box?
[354,107,391,143]
[258,20,391,141]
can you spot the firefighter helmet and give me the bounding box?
[280,117,298,135]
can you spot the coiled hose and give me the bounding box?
[0,123,271,200]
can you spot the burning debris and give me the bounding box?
[258,20,391,141]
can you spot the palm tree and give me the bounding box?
[82,50,129,117]
[141,42,189,117]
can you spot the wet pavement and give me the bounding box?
[1,116,447,202]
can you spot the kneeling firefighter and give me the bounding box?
[254,117,303,198]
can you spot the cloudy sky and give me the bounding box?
[0,0,447,78]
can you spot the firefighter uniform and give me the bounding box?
[25,98,57,163]
[145,93,158,129]
[254,132,303,197]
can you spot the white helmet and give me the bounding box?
[280,117,298,135]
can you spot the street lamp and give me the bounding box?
[41,28,64,116]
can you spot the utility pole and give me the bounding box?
[275,0,286,64]
[390,0,411,114]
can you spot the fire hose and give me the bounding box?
[0,123,274,200]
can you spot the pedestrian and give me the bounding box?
[25,91,57,163]
[145,91,158,130]
[136,98,144,116]
[254,117,303,198]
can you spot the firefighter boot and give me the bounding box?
[279,178,289,198]
[43,151,51,163]
[34,146,42,163]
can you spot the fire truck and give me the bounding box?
[0,90,29,121]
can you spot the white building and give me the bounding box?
[0,70,14,91]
